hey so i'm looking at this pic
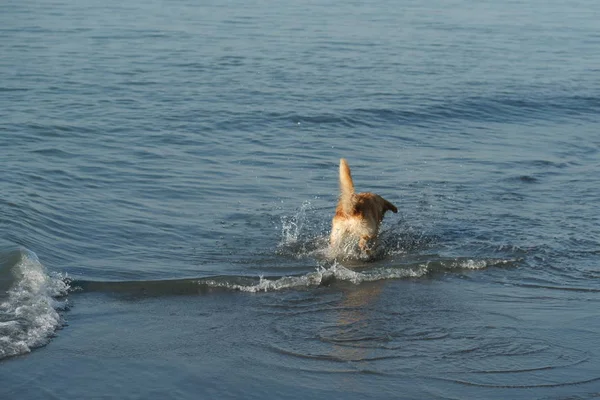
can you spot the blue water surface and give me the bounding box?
[1,0,600,398]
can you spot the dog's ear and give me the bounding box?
[383,198,398,213]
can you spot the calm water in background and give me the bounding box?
[2,0,600,398]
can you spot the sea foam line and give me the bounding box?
[204,258,493,293]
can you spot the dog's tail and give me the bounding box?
[339,158,355,214]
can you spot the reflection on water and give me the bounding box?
[330,281,384,364]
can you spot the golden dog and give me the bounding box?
[330,159,398,254]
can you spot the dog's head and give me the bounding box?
[354,193,397,222]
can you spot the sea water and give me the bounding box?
[2,0,600,398]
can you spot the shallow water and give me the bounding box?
[2,0,600,398]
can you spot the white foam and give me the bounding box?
[206,263,423,293]
[0,251,69,359]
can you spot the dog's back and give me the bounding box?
[330,159,397,252]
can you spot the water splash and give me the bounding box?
[279,200,313,246]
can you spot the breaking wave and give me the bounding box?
[0,247,69,360]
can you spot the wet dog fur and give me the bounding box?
[330,158,397,254]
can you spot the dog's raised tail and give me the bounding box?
[339,158,355,214]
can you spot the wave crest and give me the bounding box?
[215,258,501,293]
[71,258,499,296]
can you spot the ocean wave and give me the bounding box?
[0,248,69,360]
[72,257,511,296]
[258,93,600,129]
